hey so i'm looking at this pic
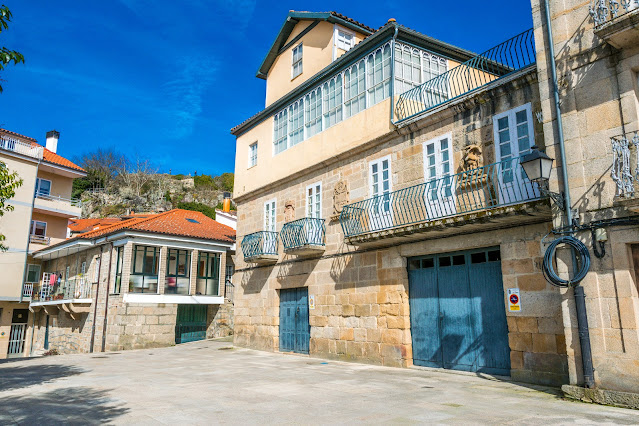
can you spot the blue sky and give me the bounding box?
[0,1,533,175]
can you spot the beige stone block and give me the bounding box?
[381,329,403,345]
[517,274,547,291]
[354,328,367,342]
[604,328,624,353]
[509,332,533,352]
[510,351,524,369]
[502,259,534,275]
[532,333,558,354]
[366,328,381,343]
[516,317,538,333]
[354,304,371,317]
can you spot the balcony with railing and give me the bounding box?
[0,135,44,160]
[339,158,550,245]
[241,231,279,264]
[31,273,92,312]
[590,1,639,48]
[22,282,34,298]
[280,218,326,256]
[34,191,83,218]
[394,29,536,124]
[29,234,51,245]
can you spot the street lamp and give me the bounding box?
[520,145,565,208]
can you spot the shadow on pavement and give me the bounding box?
[0,364,86,392]
[0,387,128,425]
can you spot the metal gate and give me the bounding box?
[175,305,208,344]
[408,248,510,375]
[279,288,310,354]
[8,309,29,357]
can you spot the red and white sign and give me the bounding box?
[508,288,521,312]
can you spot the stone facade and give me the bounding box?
[530,0,639,393]
[233,70,571,386]
[29,240,233,355]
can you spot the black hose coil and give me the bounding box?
[542,236,591,288]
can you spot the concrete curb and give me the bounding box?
[562,385,639,410]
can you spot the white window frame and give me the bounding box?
[26,264,41,283]
[333,25,355,60]
[291,43,303,79]
[30,220,47,237]
[248,142,258,168]
[369,155,393,197]
[273,110,288,155]
[493,103,538,204]
[306,182,322,219]
[422,133,456,216]
[94,255,101,283]
[35,178,52,197]
[264,198,277,232]
[368,155,393,230]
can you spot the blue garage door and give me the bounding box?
[408,248,510,375]
[279,288,310,354]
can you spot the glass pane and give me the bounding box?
[134,247,144,273]
[421,258,435,269]
[516,110,527,124]
[487,250,501,262]
[409,259,420,270]
[453,254,465,265]
[439,256,452,267]
[498,117,509,130]
[471,252,487,264]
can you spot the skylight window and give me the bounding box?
[186,218,200,224]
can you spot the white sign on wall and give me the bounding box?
[507,288,521,312]
[308,295,315,310]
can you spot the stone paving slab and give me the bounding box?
[0,339,637,425]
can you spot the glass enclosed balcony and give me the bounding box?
[339,158,549,243]
[241,231,279,264]
[280,218,326,256]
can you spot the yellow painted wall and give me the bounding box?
[265,21,366,107]
[0,154,38,300]
[0,302,32,359]
[234,99,393,199]
[29,212,68,252]
[37,170,74,200]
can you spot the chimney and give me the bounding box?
[222,192,232,213]
[45,130,60,153]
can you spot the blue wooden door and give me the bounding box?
[279,288,309,354]
[409,248,510,375]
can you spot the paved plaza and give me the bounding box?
[0,338,637,425]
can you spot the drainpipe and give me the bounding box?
[542,0,595,388]
[89,244,104,352]
[101,242,114,352]
[389,21,399,125]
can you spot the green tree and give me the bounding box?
[0,5,25,93]
[219,172,234,192]
[177,201,216,219]
[0,161,23,251]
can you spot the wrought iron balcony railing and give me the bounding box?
[0,135,44,160]
[590,0,639,28]
[241,231,279,261]
[394,29,536,123]
[339,158,545,238]
[22,283,34,298]
[611,131,639,197]
[31,273,92,302]
[280,218,326,251]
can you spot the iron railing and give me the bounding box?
[394,29,536,123]
[339,158,545,238]
[241,231,279,260]
[0,135,43,160]
[280,218,326,251]
[32,274,91,302]
[225,280,234,302]
[29,235,51,245]
[590,0,639,28]
[611,131,639,197]
[35,191,82,207]
[22,283,34,298]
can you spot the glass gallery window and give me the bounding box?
[196,252,220,296]
[129,245,159,293]
[165,249,191,295]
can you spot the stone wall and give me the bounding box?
[207,302,234,339]
[107,302,178,351]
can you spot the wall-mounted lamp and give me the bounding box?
[520,145,565,209]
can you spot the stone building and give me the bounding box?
[0,128,85,359]
[231,11,571,386]
[26,208,236,354]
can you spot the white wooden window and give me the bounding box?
[423,134,456,216]
[493,103,537,203]
[292,43,303,79]
[394,45,422,94]
[273,110,288,155]
[35,178,51,197]
[248,142,258,168]
[81,262,86,276]
[288,99,304,146]
[30,220,47,237]
[306,182,322,218]
[344,60,366,118]
[367,45,392,106]
[94,255,101,283]
[336,29,354,52]
[264,199,277,232]
[26,264,41,283]
[323,75,343,128]
[304,87,323,138]
[369,155,393,230]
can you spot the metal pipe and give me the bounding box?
[543,0,595,388]
[574,286,595,387]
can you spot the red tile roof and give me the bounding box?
[0,128,37,142]
[74,209,235,243]
[68,218,121,233]
[38,144,85,172]
[329,11,375,33]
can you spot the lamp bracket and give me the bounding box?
[536,179,565,209]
